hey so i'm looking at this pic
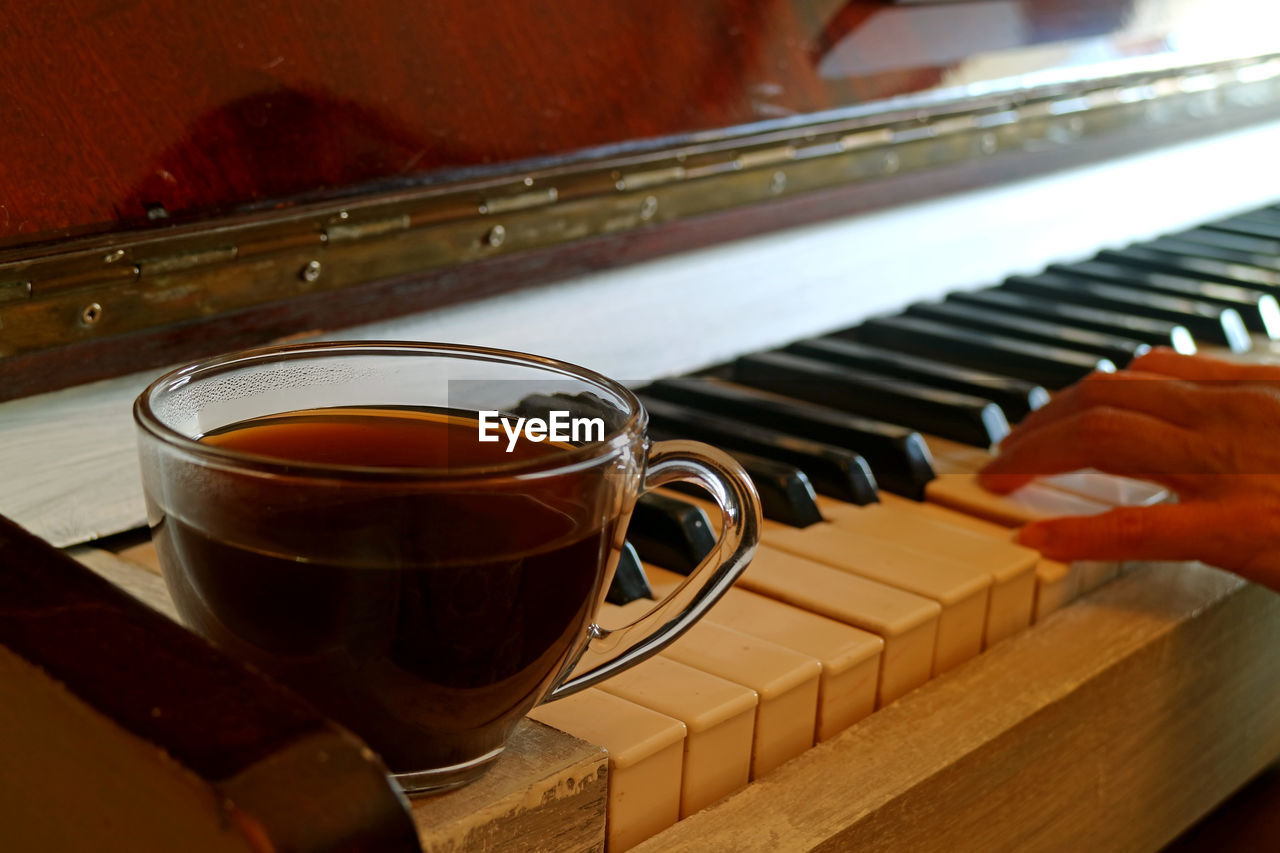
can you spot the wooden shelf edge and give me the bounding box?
[409,720,607,853]
[637,562,1280,852]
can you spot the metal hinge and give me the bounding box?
[480,187,559,215]
[616,165,686,192]
[0,280,31,303]
[325,215,411,243]
[734,145,796,170]
[137,245,238,276]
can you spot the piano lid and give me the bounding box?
[3,0,1277,248]
[4,0,1280,401]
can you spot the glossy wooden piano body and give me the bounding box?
[6,2,1280,850]
[8,0,1280,400]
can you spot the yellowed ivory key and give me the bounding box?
[816,497,1037,647]
[662,620,821,779]
[527,688,685,852]
[879,493,1082,621]
[596,655,756,817]
[734,544,939,707]
[675,491,989,677]
[644,564,883,741]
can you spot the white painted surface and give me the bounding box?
[6,118,1280,546]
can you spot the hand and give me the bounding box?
[978,347,1280,590]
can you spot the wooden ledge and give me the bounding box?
[409,720,606,853]
[637,563,1280,852]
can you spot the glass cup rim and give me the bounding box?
[133,340,647,482]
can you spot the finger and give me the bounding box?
[1016,503,1222,562]
[975,469,1036,494]
[1019,375,1280,477]
[1130,348,1280,383]
[1016,501,1280,587]
[1009,370,1201,437]
[979,407,1204,493]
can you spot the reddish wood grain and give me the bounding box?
[0,0,1130,246]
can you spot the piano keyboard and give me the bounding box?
[72,199,1280,851]
[526,201,1280,850]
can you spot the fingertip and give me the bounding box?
[1128,346,1177,368]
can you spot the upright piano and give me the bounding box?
[5,1,1280,850]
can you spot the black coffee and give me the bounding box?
[154,407,617,772]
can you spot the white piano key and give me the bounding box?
[734,544,940,708]
[596,655,757,818]
[878,493,1085,623]
[662,621,821,779]
[1039,469,1169,507]
[527,689,685,852]
[817,498,1038,648]
[676,492,989,677]
[925,473,1114,527]
[645,565,884,742]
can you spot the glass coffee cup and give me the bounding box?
[134,341,760,793]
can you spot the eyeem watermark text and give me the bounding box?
[478,410,606,452]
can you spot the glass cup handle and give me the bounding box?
[546,439,761,700]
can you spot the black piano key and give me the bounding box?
[1048,259,1280,336]
[945,288,1198,354]
[731,350,1008,448]
[627,493,715,573]
[902,299,1150,366]
[999,271,1251,350]
[667,448,824,528]
[787,336,1047,422]
[606,541,652,605]
[1169,227,1280,260]
[511,391,625,433]
[644,376,935,500]
[639,395,880,505]
[1100,247,1280,291]
[632,493,735,578]
[1143,236,1280,274]
[846,314,1115,390]
[1240,207,1280,224]
[1205,214,1280,242]
[680,449,824,527]
[701,451,824,528]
